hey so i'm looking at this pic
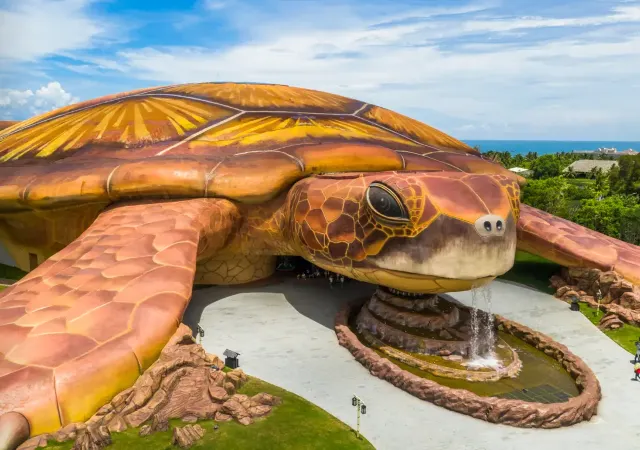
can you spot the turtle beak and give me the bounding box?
[371,212,518,281]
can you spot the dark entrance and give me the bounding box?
[28,253,38,271]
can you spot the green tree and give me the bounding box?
[609,154,640,195]
[530,154,562,179]
[594,168,608,193]
[521,178,570,217]
[564,165,576,179]
[571,195,639,238]
[620,205,640,245]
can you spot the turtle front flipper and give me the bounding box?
[516,204,640,284]
[0,198,239,448]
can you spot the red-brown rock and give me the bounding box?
[221,399,252,425]
[72,425,111,450]
[208,386,229,402]
[620,291,640,311]
[171,424,205,448]
[251,393,282,407]
[106,415,127,433]
[29,324,279,447]
[599,313,623,330]
[549,275,567,290]
[213,412,232,422]
[598,271,622,296]
[555,286,572,298]
[611,281,635,301]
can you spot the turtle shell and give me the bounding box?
[0,82,519,212]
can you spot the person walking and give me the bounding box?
[634,337,640,364]
[635,362,640,381]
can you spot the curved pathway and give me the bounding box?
[186,278,640,450]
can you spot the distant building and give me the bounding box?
[508,167,533,177]
[571,147,637,159]
[564,160,618,175]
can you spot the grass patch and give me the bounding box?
[579,303,640,355]
[0,262,26,280]
[44,376,374,450]
[566,178,596,187]
[498,250,561,294]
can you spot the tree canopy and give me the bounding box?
[478,146,639,246]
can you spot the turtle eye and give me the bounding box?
[366,183,409,222]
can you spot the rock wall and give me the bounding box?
[18,324,281,450]
[336,303,601,429]
[551,268,640,326]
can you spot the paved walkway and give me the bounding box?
[186,278,640,450]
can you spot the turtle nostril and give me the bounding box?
[484,221,492,232]
[496,220,503,231]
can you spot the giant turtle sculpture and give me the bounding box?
[0,82,639,449]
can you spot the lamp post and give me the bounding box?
[196,324,204,344]
[351,395,367,439]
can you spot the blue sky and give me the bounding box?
[1,0,639,140]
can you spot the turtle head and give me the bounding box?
[287,171,520,293]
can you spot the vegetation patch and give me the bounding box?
[578,303,640,355]
[43,376,374,450]
[0,262,26,281]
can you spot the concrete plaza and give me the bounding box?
[186,277,640,450]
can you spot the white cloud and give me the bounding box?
[0,82,78,119]
[204,0,229,10]
[100,3,640,139]
[3,1,640,139]
[0,0,117,61]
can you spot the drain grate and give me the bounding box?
[497,384,573,404]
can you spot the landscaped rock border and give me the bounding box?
[336,301,601,429]
[17,324,281,450]
[551,268,640,327]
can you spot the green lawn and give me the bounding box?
[501,250,640,355]
[498,250,562,294]
[44,376,374,450]
[566,178,596,187]
[0,262,26,280]
[579,303,640,355]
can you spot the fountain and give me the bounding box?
[354,285,521,382]
[338,282,601,428]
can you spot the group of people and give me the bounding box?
[296,266,348,288]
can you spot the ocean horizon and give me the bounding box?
[462,140,640,155]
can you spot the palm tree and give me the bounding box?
[564,165,576,179]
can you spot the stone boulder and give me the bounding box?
[250,393,282,407]
[72,425,112,450]
[555,285,572,298]
[610,280,634,301]
[598,271,621,296]
[51,423,85,443]
[549,275,567,290]
[568,268,602,294]
[599,313,623,330]
[620,291,640,311]
[221,399,252,426]
[171,424,205,448]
